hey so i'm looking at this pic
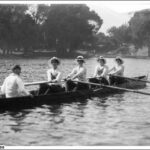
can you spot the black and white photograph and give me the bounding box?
[0,0,150,148]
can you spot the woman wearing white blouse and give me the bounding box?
[108,56,125,85]
[47,58,62,85]
[89,56,109,86]
[66,56,88,91]
[108,56,124,77]
[39,57,64,94]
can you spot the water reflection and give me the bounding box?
[8,111,30,133]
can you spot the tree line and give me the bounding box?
[97,9,150,56]
[0,4,150,57]
[0,4,102,56]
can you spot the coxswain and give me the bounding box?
[65,56,88,91]
[1,65,31,98]
[89,56,109,87]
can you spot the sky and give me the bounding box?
[86,1,150,33]
[87,1,150,13]
[1,1,150,33]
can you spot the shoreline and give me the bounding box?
[0,53,149,59]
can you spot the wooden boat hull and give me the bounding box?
[0,75,147,111]
[0,90,95,111]
[110,75,147,89]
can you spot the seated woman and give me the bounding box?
[39,57,64,94]
[65,56,89,91]
[89,56,109,87]
[108,56,125,85]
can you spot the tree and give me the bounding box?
[129,10,150,56]
[0,4,41,55]
[95,32,118,53]
[16,14,39,54]
[31,4,51,49]
[43,4,103,56]
[0,4,29,54]
[107,24,131,46]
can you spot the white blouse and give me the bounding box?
[93,65,109,78]
[68,66,87,81]
[47,68,62,85]
[110,65,124,76]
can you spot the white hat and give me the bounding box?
[76,56,85,62]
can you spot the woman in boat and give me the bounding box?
[89,56,109,86]
[109,56,124,76]
[65,56,88,91]
[39,57,64,94]
[108,56,125,85]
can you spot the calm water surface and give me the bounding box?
[0,57,150,146]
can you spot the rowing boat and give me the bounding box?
[0,75,147,111]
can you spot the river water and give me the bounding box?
[0,57,150,146]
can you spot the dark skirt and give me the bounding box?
[109,75,125,85]
[38,83,64,95]
[89,77,109,85]
[89,77,109,89]
[66,80,89,92]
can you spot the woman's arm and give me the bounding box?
[93,66,98,77]
[47,70,52,81]
[52,72,62,83]
[100,67,108,77]
[72,68,84,79]
[111,66,124,75]
[67,68,76,78]
[1,79,6,94]
[108,66,115,74]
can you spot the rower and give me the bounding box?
[65,56,88,91]
[108,56,125,85]
[39,57,64,94]
[1,65,31,98]
[109,56,124,76]
[89,56,109,86]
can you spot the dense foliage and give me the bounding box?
[129,10,150,56]
[0,4,102,56]
[1,4,150,56]
[103,9,150,56]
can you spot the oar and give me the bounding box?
[24,81,52,86]
[0,80,65,88]
[73,80,150,96]
[110,75,150,84]
[25,79,66,86]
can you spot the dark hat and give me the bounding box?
[12,65,21,71]
[97,56,106,64]
[49,57,60,65]
[76,56,85,63]
[115,56,124,64]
